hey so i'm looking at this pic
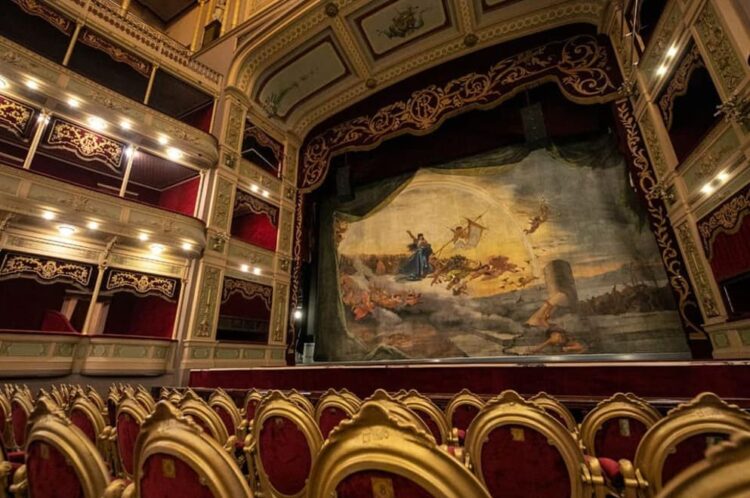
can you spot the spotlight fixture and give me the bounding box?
[717,171,729,182]
[701,183,715,195]
[157,135,169,145]
[240,264,250,272]
[666,45,678,58]
[0,77,8,89]
[87,221,100,230]
[250,184,259,193]
[25,79,39,90]
[262,190,270,198]
[41,210,56,220]
[87,116,107,131]
[181,242,193,251]
[120,120,132,131]
[138,232,149,241]
[166,147,183,161]
[57,224,77,237]
[149,243,165,255]
[124,146,135,158]
[252,267,262,276]
[67,97,80,108]
[293,308,303,320]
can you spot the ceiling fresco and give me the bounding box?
[232,0,611,135]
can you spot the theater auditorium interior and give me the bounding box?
[0,0,749,496]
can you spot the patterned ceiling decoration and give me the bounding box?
[104,268,180,301]
[298,33,619,192]
[233,0,609,134]
[0,95,35,139]
[44,119,125,173]
[0,251,96,290]
[255,32,351,119]
[349,0,456,60]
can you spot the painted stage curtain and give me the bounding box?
[314,134,687,362]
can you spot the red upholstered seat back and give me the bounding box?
[259,415,312,495]
[245,399,259,422]
[41,309,78,332]
[27,440,83,498]
[11,400,28,448]
[593,417,648,461]
[141,453,215,498]
[70,409,97,444]
[212,406,236,437]
[336,469,434,498]
[413,409,442,444]
[451,404,480,432]
[117,412,140,476]
[480,424,571,498]
[661,432,729,487]
[0,403,6,436]
[319,406,349,439]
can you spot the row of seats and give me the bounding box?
[1,384,749,497]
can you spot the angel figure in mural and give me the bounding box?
[400,231,433,281]
[524,198,550,235]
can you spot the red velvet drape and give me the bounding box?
[0,279,69,330]
[708,222,750,283]
[258,416,312,495]
[231,212,278,251]
[158,177,200,217]
[103,294,177,338]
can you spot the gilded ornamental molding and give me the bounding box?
[694,1,746,95]
[0,95,34,138]
[11,0,74,35]
[658,43,704,131]
[233,189,279,225]
[78,28,152,77]
[697,184,750,260]
[46,119,125,172]
[676,222,720,318]
[104,269,179,300]
[0,251,94,289]
[221,276,273,309]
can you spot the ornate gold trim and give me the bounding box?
[445,388,485,431]
[78,28,152,77]
[0,95,34,138]
[253,390,323,498]
[70,390,108,453]
[243,389,264,422]
[314,388,359,437]
[129,401,253,498]
[657,44,705,131]
[234,189,280,225]
[465,390,606,498]
[309,400,492,498]
[115,396,149,480]
[675,223,720,318]
[401,389,450,445]
[579,392,661,457]
[178,389,231,446]
[208,388,243,439]
[222,276,273,310]
[624,393,750,496]
[694,1,745,94]
[655,432,750,498]
[697,185,750,260]
[287,389,315,415]
[46,119,125,173]
[0,251,94,289]
[134,386,156,413]
[11,0,73,35]
[105,269,178,301]
[529,391,579,434]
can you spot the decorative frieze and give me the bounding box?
[234,189,279,225]
[11,0,74,35]
[46,119,125,172]
[271,283,288,343]
[639,0,681,81]
[224,101,245,153]
[675,223,720,318]
[104,269,179,301]
[221,277,273,310]
[0,95,34,138]
[639,111,669,180]
[193,265,222,338]
[694,1,745,95]
[0,251,94,289]
[697,184,750,259]
[210,177,234,230]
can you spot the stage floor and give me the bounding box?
[189,360,750,406]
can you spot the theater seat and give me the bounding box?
[40,310,77,333]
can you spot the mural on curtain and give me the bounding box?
[331,144,690,360]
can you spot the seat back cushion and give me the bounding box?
[336,469,434,498]
[593,417,648,461]
[413,409,443,445]
[452,404,480,433]
[141,453,214,498]
[212,405,236,438]
[11,401,28,448]
[258,415,312,495]
[319,406,349,439]
[661,432,730,488]
[27,440,83,498]
[70,408,97,444]
[480,424,571,498]
[116,412,140,476]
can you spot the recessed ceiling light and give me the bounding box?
[666,45,678,58]
[87,221,100,230]
[240,264,249,272]
[181,242,192,251]
[157,135,169,145]
[138,232,149,241]
[87,116,107,131]
[656,65,668,76]
[166,147,183,161]
[0,77,9,90]
[124,146,135,158]
[250,184,259,193]
[41,210,56,220]
[120,120,132,130]
[57,224,77,237]
[701,183,715,195]
[293,308,303,320]
[149,243,165,255]
[25,79,39,90]
[716,171,729,182]
[262,190,269,198]
[252,267,262,275]
[67,97,80,108]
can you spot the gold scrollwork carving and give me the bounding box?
[676,223,720,318]
[11,0,73,35]
[78,29,152,77]
[234,189,279,226]
[195,265,221,337]
[615,99,703,335]
[0,95,33,138]
[658,43,704,130]
[105,269,178,300]
[0,252,93,288]
[244,121,284,170]
[46,119,124,172]
[221,276,273,310]
[300,34,618,192]
[694,2,745,95]
[697,185,750,260]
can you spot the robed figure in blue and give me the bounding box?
[400,231,432,280]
